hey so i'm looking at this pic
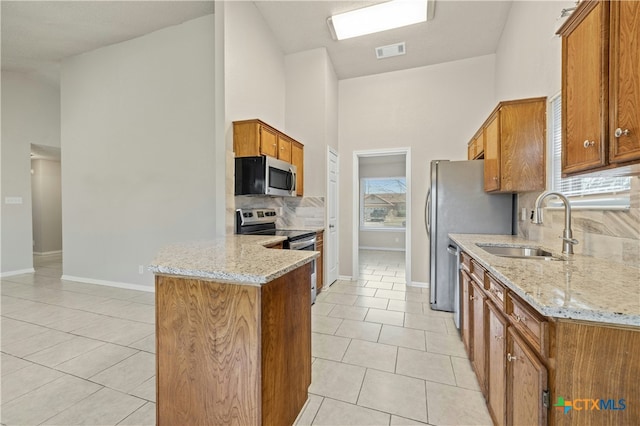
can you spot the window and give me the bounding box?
[549,94,631,209]
[360,177,406,229]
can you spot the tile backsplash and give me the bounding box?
[517,176,640,267]
[234,195,325,230]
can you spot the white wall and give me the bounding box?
[285,48,339,197]
[223,1,287,232]
[1,72,60,274]
[338,55,496,283]
[224,1,285,134]
[61,14,216,289]
[31,159,62,254]
[494,1,573,101]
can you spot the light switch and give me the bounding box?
[5,197,23,205]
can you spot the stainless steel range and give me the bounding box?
[236,208,317,303]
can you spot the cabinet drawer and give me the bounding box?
[470,260,486,286]
[487,274,506,309]
[508,293,548,356]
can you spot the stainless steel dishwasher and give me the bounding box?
[447,241,461,330]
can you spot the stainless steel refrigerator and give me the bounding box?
[427,160,514,317]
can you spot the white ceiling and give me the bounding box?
[1,1,513,82]
[255,0,513,79]
[1,1,216,80]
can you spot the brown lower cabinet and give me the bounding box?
[155,263,312,426]
[459,251,640,426]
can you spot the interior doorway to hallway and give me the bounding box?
[30,144,62,262]
[352,148,411,285]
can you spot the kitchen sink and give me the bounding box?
[476,244,564,260]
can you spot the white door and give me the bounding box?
[326,147,339,285]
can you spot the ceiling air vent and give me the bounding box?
[376,42,406,59]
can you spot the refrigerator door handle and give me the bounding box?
[447,245,457,255]
[425,190,431,237]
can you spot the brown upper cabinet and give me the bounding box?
[472,98,546,193]
[233,119,304,196]
[558,0,640,175]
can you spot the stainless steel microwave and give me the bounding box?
[235,155,297,197]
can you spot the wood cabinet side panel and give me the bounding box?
[234,122,262,157]
[500,101,546,192]
[553,321,640,426]
[261,264,312,426]
[156,276,260,426]
[291,142,304,196]
[484,114,501,192]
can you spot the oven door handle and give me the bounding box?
[288,238,316,250]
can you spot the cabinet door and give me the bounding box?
[487,301,508,426]
[471,280,487,395]
[609,0,640,164]
[506,327,548,426]
[260,126,278,158]
[484,113,500,191]
[461,269,473,358]
[277,134,292,162]
[291,142,304,196]
[562,1,608,174]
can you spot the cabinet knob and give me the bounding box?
[493,176,498,181]
[469,295,475,301]
[514,314,526,323]
[614,128,630,138]
[507,353,517,362]
[583,140,595,148]
[495,335,504,341]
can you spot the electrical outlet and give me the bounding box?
[138,265,144,275]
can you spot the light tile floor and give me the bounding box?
[1,251,492,425]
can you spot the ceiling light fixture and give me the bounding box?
[327,0,433,41]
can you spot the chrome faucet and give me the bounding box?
[531,191,579,255]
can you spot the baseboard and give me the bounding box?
[338,275,353,281]
[409,281,429,288]
[33,250,63,256]
[1,268,36,277]
[61,275,155,293]
[359,246,406,252]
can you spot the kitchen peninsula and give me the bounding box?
[149,235,318,426]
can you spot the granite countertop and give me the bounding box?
[449,234,640,327]
[149,235,319,286]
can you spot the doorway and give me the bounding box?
[352,148,411,285]
[30,144,62,275]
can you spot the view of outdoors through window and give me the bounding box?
[361,177,407,228]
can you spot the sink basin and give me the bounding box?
[476,244,563,260]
